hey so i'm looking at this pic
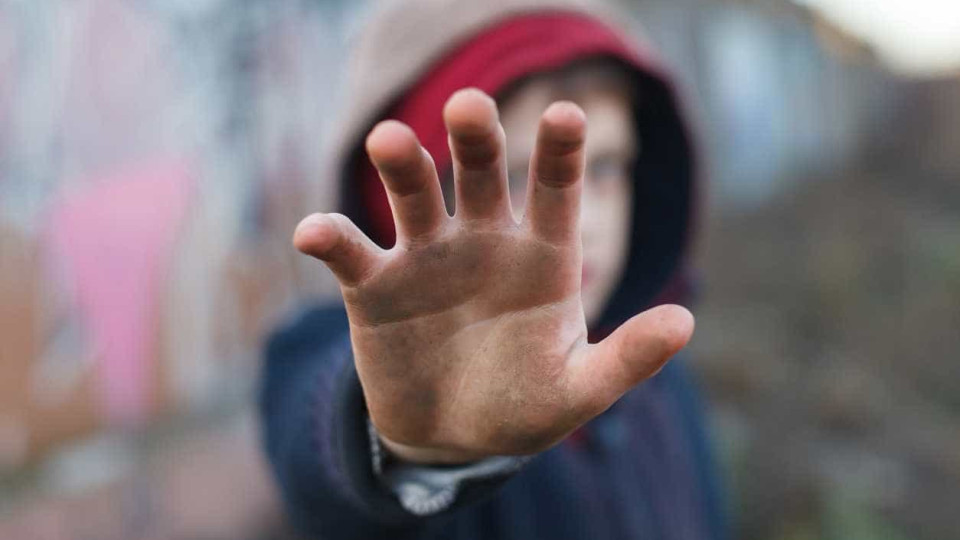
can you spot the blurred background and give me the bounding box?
[1,0,958,539]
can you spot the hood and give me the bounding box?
[320,0,698,331]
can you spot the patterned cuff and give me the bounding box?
[367,419,530,516]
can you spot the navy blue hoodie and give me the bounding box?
[260,2,725,538]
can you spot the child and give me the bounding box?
[261,0,725,538]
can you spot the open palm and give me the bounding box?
[294,89,693,463]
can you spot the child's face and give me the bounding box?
[499,76,637,326]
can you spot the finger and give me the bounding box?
[566,305,694,416]
[443,88,511,222]
[524,101,587,243]
[293,213,382,285]
[366,120,448,241]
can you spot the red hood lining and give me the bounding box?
[358,12,655,247]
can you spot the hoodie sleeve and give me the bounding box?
[259,305,523,538]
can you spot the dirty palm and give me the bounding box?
[293,88,694,464]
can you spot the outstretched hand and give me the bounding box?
[294,88,694,464]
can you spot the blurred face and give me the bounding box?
[498,74,637,326]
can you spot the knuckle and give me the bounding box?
[454,135,502,171]
[534,162,581,188]
[542,135,584,158]
[381,164,430,197]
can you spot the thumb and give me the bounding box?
[567,304,695,416]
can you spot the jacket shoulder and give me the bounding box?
[264,303,350,363]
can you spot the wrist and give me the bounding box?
[378,434,489,465]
